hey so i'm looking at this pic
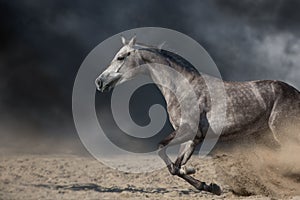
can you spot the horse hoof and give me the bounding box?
[209,183,222,195]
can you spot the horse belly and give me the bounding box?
[214,81,275,138]
[220,111,270,138]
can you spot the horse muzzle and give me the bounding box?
[95,74,121,92]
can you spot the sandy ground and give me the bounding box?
[1,141,300,200]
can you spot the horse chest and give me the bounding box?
[166,104,181,129]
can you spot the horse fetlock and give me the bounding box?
[179,165,196,175]
[195,181,208,190]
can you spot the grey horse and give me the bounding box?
[95,36,300,195]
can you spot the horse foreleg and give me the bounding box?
[158,146,177,174]
[157,127,194,173]
[178,173,222,195]
[158,143,196,176]
[158,134,222,195]
[175,140,196,175]
[158,143,222,195]
[157,131,193,175]
[175,140,222,195]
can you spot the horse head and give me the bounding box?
[95,36,144,92]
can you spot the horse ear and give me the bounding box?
[157,41,166,51]
[128,36,136,47]
[121,36,127,45]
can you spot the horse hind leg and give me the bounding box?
[268,110,282,146]
[268,100,300,146]
[268,81,300,145]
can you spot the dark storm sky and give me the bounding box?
[1,0,300,137]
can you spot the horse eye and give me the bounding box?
[117,52,130,61]
[117,56,125,61]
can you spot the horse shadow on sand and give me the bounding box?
[33,183,205,195]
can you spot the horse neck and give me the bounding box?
[140,50,200,102]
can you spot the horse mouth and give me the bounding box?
[100,83,113,92]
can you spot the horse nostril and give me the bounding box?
[96,78,102,88]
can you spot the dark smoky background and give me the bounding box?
[0,0,300,154]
